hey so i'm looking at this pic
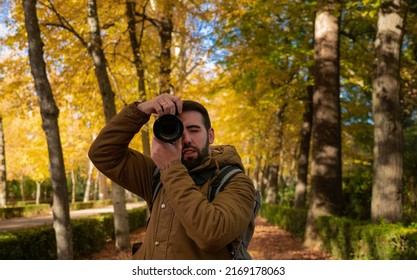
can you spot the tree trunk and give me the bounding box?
[0,117,6,207]
[126,0,147,100]
[84,159,94,202]
[71,169,76,203]
[253,155,262,190]
[126,0,150,156]
[97,172,108,199]
[305,0,343,249]
[35,181,41,204]
[371,0,408,224]
[260,164,269,197]
[265,163,278,204]
[276,104,287,204]
[22,0,73,259]
[294,86,313,208]
[19,173,25,202]
[159,0,173,94]
[94,170,99,200]
[87,0,130,252]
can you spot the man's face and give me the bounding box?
[179,110,214,170]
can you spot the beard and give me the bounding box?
[181,139,210,170]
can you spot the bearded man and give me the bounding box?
[88,94,255,260]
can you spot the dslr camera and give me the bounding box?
[153,113,184,143]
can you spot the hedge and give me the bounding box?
[259,203,307,237]
[0,204,51,220]
[259,204,417,260]
[318,217,417,260]
[0,200,132,219]
[0,206,147,259]
[69,199,114,211]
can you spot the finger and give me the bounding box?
[165,102,177,115]
[170,96,182,114]
[162,99,179,115]
[174,99,183,114]
[155,101,165,116]
[155,94,181,115]
[156,98,173,115]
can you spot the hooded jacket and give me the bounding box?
[88,103,255,260]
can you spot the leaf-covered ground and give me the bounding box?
[84,217,332,260]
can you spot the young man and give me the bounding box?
[88,94,255,259]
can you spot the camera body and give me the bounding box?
[153,114,184,143]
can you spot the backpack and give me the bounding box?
[149,165,261,260]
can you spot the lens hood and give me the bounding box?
[153,114,184,143]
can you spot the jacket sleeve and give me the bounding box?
[88,103,156,203]
[161,160,256,252]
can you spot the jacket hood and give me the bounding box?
[189,145,245,174]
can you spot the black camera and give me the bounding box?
[153,114,184,143]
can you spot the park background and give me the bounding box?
[1,0,417,259]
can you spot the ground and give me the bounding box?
[84,217,332,260]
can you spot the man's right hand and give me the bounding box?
[137,94,183,117]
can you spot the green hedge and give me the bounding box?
[0,200,120,219]
[318,217,417,259]
[259,204,417,260]
[316,216,363,259]
[0,199,117,220]
[0,206,147,259]
[0,204,51,220]
[69,199,113,211]
[259,204,307,237]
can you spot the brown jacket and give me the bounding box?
[88,103,255,259]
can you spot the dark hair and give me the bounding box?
[182,100,211,129]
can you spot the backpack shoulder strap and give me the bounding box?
[149,166,215,212]
[208,165,243,202]
[151,164,243,209]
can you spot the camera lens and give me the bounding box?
[153,114,184,143]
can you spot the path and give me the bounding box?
[84,216,333,260]
[0,201,146,232]
[248,217,332,260]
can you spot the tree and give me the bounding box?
[371,0,409,224]
[42,0,132,251]
[294,86,313,208]
[133,0,174,95]
[126,0,150,156]
[0,117,6,207]
[158,0,174,94]
[83,157,94,202]
[22,0,73,259]
[304,0,343,248]
[206,0,313,187]
[85,0,130,251]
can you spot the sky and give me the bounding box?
[0,0,15,62]
[0,3,13,81]
[0,5,10,39]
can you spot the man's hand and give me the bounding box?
[138,94,184,169]
[137,94,183,117]
[151,137,182,169]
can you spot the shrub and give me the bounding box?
[0,226,57,259]
[317,217,417,259]
[0,206,147,259]
[259,204,307,237]
[342,164,372,220]
[0,204,50,220]
[316,216,361,259]
[350,223,417,260]
[260,203,417,260]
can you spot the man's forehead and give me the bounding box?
[179,110,204,126]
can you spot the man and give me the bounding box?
[88,94,255,259]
